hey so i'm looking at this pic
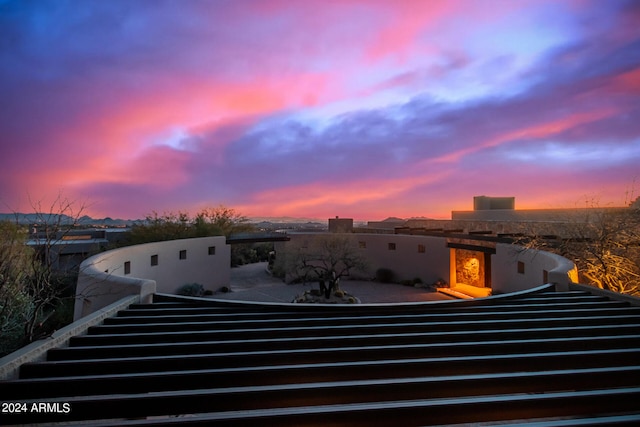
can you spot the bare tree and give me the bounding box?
[516,198,640,296]
[0,221,35,354]
[0,194,90,352]
[283,235,369,298]
[563,208,639,295]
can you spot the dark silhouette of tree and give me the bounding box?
[127,205,256,267]
[283,235,369,298]
[129,211,192,244]
[129,205,253,244]
[193,205,253,238]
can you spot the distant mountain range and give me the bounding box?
[0,213,330,228]
[248,216,327,224]
[0,213,136,227]
[1,213,412,229]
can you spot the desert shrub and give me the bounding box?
[434,278,448,288]
[375,267,395,283]
[177,283,205,297]
[254,243,274,262]
[270,263,285,279]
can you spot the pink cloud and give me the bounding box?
[1,0,638,220]
[431,108,619,164]
[610,67,640,93]
[236,167,454,219]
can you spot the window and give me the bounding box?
[359,241,366,249]
[124,261,131,275]
[62,234,92,241]
[150,254,158,266]
[208,246,216,255]
[418,244,426,253]
[517,261,525,274]
[388,243,396,250]
[179,250,187,260]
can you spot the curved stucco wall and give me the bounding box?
[278,233,451,284]
[278,233,577,294]
[492,243,578,293]
[76,233,577,320]
[351,233,451,283]
[75,236,230,320]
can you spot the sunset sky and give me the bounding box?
[1,0,639,221]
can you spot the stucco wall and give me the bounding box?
[278,233,450,285]
[492,242,578,293]
[278,233,576,294]
[3,295,139,380]
[403,218,569,236]
[355,234,450,284]
[75,236,230,320]
[451,207,627,222]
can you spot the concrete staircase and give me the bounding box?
[2,285,640,426]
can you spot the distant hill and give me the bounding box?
[0,213,135,227]
[248,216,326,224]
[0,213,329,229]
[250,218,327,231]
[380,217,406,222]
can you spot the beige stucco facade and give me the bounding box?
[276,232,576,293]
[74,231,577,320]
[75,236,230,320]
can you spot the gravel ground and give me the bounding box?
[209,262,454,304]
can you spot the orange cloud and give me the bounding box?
[239,167,452,218]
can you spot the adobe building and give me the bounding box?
[328,216,353,233]
[2,208,639,425]
[364,195,638,294]
[473,195,515,210]
[452,195,630,224]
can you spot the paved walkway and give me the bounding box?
[210,262,455,304]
